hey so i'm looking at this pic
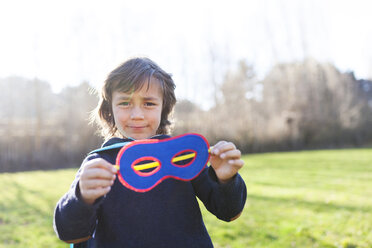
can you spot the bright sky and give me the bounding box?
[1,0,371,108]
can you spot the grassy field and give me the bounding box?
[0,148,371,248]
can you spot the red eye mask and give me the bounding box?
[115,133,210,192]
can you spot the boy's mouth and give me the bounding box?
[128,125,147,129]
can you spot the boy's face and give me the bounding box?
[112,80,163,140]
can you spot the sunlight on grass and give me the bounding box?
[0,170,76,248]
[201,149,372,248]
[0,148,371,247]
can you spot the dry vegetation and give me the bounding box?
[1,59,372,172]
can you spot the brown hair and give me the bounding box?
[93,57,176,139]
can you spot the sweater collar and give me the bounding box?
[89,134,171,154]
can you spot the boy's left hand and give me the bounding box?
[209,141,244,184]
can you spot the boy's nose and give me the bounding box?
[130,107,144,119]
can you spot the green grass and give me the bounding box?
[1,149,371,248]
[0,170,76,248]
[202,149,372,248]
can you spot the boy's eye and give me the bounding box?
[119,102,130,106]
[145,102,156,107]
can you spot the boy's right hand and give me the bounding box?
[79,158,117,205]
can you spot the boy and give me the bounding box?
[54,57,246,247]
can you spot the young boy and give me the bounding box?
[54,57,246,247]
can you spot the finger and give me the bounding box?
[219,149,241,160]
[81,186,112,202]
[84,158,117,173]
[80,178,115,190]
[212,142,236,155]
[228,159,245,169]
[211,141,227,155]
[81,168,116,181]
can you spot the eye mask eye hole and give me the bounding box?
[171,150,197,167]
[132,157,161,176]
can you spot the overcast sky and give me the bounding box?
[1,0,371,108]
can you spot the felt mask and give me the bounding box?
[116,133,210,192]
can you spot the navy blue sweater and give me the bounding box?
[54,135,247,248]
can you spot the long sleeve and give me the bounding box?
[53,156,103,241]
[191,166,247,222]
[53,135,246,247]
